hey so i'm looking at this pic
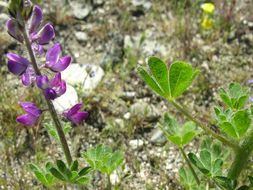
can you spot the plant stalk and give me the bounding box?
[179,147,200,185]
[228,127,253,179]
[170,100,239,151]
[21,25,72,166]
[107,174,112,190]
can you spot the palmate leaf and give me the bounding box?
[83,144,124,175]
[169,61,199,98]
[138,57,199,100]
[217,109,251,139]
[29,163,56,187]
[188,147,223,178]
[163,113,199,147]
[219,83,250,110]
[179,167,197,189]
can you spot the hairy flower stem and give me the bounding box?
[179,147,200,185]
[228,127,253,179]
[169,100,239,151]
[21,25,73,166]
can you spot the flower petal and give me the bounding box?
[56,80,66,96]
[32,23,55,45]
[44,88,57,100]
[68,112,89,125]
[21,66,35,86]
[16,114,38,126]
[28,5,43,33]
[64,103,82,117]
[19,102,42,117]
[36,75,49,89]
[45,43,61,67]
[32,43,44,56]
[6,19,24,43]
[6,53,30,75]
[50,72,62,87]
[49,55,71,72]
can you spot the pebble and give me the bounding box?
[129,139,144,149]
[75,31,88,42]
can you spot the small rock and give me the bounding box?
[129,139,144,149]
[114,118,125,129]
[110,172,120,185]
[123,112,131,120]
[53,84,78,112]
[132,0,152,10]
[75,31,88,42]
[120,91,136,101]
[130,100,159,120]
[70,2,92,19]
[142,40,167,56]
[150,127,167,146]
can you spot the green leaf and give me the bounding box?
[70,160,79,172]
[233,110,251,137]
[214,176,236,190]
[76,176,90,185]
[163,113,199,147]
[188,153,209,175]
[218,110,251,139]
[83,145,124,175]
[218,83,250,110]
[169,61,199,98]
[34,170,48,185]
[49,167,66,181]
[179,167,197,189]
[78,167,92,176]
[211,159,223,176]
[104,150,124,174]
[56,160,67,174]
[220,121,237,139]
[147,56,170,96]
[138,66,165,97]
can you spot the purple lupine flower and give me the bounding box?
[63,103,89,125]
[45,43,71,72]
[30,23,55,45]
[6,53,36,86]
[6,19,24,43]
[16,102,42,126]
[36,73,66,100]
[6,53,30,75]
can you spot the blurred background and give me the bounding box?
[0,0,253,189]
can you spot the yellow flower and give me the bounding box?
[201,3,215,14]
[201,17,214,29]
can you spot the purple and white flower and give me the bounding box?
[45,43,71,72]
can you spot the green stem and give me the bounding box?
[170,100,239,151]
[21,25,72,166]
[107,174,112,190]
[228,127,253,179]
[179,147,200,185]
